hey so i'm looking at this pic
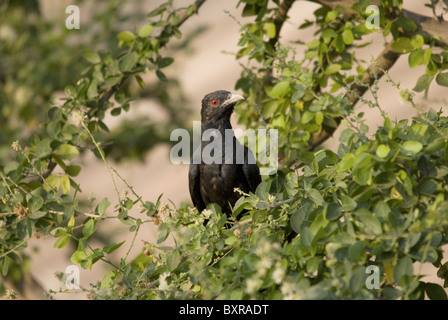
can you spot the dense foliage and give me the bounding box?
[1,0,448,300]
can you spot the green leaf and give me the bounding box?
[410,34,424,49]
[402,141,423,154]
[98,197,110,216]
[83,50,101,64]
[413,74,433,93]
[340,195,357,211]
[157,57,174,69]
[326,202,343,221]
[55,144,79,160]
[424,137,445,153]
[342,29,354,45]
[308,188,324,206]
[54,235,70,249]
[268,81,290,98]
[87,79,98,99]
[326,64,341,74]
[60,174,70,194]
[393,256,413,285]
[111,108,121,116]
[348,241,365,262]
[28,196,44,213]
[83,219,95,238]
[103,241,126,254]
[44,175,60,192]
[65,165,81,177]
[392,38,414,53]
[425,283,448,300]
[166,249,180,272]
[156,69,167,81]
[301,111,314,124]
[408,50,424,68]
[35,139,52,159]
[338,153,355,171]
[263,22,276,38]
[436,72,448,87]
[117,31,135,43]
[29,211,47,219]
[137,24,154,37]
[300,226,314,249]
[135,75,146,89]
[119,52,139,73]
[356,209,382,235]
[376,144,391,158]
[71,249,88,265]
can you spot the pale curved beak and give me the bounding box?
[222,93,245,107]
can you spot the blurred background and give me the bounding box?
[1,0,447,299]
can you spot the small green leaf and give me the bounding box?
[28,196,44,213]
[83,219,95,238]
[35,139,52,159]
[436,72,448,87]
[54,235,71,249]
[268,81,290,98]
[87,79,98,99]
[425,283,448,300]
[263,22,276,38]
[260,101,277,120]
[119,52,138,73]
[356,210,382,235]
[402,141,423,154]
[137,24,154,37]
[83,50,101,64]
[60,174,70,194]
[326,202,343,221]
[338,153,355,171]
[98,197,110,216]
[157,57,174,69]
[44,175,60,192]
[342,29,354,45]
[117,31,135,43]
[308,188,324,206]
[65,165,81,177]
[326,64,341,74]
[376,144,391,158]
[392,38,414,53]
[71,249,88,265]
[156,69,167,81]
[135,74,146,89]
[55,144,79,160]
[413,74,433,93]
[29,211,47,219]
[408,50,424,68]
[393,256,413,285]
[103,241,126,254]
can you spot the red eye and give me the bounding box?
[211,99,218,106]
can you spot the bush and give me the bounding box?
[1,0,448,300]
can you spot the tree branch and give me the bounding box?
[93,0,208,114]
[306,41,399,152]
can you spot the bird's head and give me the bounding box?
[201,90,245,123]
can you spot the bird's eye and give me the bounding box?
[211,99,218,106]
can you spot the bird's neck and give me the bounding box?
[201,118,232,133]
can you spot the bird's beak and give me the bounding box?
[222,93,245,108]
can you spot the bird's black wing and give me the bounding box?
[189,149,206,212]
[242,145,261,193]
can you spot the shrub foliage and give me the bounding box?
[1,0,448,300]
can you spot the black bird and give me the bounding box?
[189,90,261,216]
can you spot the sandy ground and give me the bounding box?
[16,0,448,299]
